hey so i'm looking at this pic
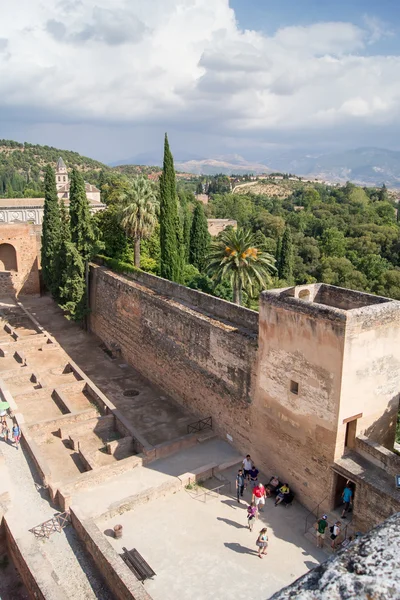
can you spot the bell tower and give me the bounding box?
[55,157,68,191]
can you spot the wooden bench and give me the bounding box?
[121,547,156,582]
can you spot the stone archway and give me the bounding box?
[0,243,18,271]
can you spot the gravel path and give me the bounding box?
[1,436,113,600]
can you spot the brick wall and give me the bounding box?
[89,266,258,452]
[0,224,40,297]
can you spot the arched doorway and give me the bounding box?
[0,243,18,271]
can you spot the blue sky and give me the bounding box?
[231,0,399,54]
[0,0,400,164]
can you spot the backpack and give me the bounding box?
[330,525,334,534]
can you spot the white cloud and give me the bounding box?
[0,0,399,144]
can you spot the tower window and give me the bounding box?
[290,380,299,395]
[58,176,61,182]
[63,176,66,182]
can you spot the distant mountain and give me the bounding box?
[268,147,400,188]
[175,155,271,176]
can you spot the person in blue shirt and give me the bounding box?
[341,482,353,518]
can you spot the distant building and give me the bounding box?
[55,157,101,203]
[207,219,237,237]
[0,158,105,226]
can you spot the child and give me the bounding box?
[256,527,268,558]
[12,424,21,449]
[247,502,257,531]
[2,421,9,442]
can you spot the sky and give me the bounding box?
[0,0,400,164]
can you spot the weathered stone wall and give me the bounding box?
[70,507,152,600]
[89,266,258,452]
[251,290,346,510]
[0,224,40,297]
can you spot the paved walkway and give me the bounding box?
[97,467,326,600]
[1,435,112,600]
[73,438,241,519]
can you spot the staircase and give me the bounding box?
[304,501,356,555]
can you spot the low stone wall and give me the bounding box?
[70,507,153,600]
[4,518,69,600]
[355,435,400,477]
[107,436,134,460]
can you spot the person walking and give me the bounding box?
[315,514,328,548]
[330,521,341,550]
[252,482,267,513]
[2,420,9,442]
[341,483,353,518]
[247,502,257,531]
[256,527,268,558]
[249,465,259,484]
[12,424,21,450]
[236,469,245,503]
[242,455,253,483]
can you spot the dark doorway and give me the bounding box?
[333,472,356,510]
[345,419,357,449]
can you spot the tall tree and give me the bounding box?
[69,168,97,261]
[58,241,86,322]
[278,226,294,284]
[189,201,210,271]
[118,177,158,268]
[207,227,276,305]
[183,204,192,262]
[159,134,182,282]
[53,199,70,300]
[41,164,61,295]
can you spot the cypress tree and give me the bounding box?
[159,134,182,282]
[69,168,97,261]
[53,199,70,300]
[58,241,86,322]
[183,204,192,263]
[278,225,294,283]
[189,201,210,272]
[41,164,61,295]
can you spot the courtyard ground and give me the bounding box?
[97,466,326,600]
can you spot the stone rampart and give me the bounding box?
[89,265,258,452]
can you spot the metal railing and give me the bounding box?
[187,416,212,434]
[304,496,328,534]
[29,511,71,539]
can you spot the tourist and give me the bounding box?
[247,502,257,531]
[266,475,279,498]
[12,424,21,450]
[252,482,267,512]
[256,527,268,558]
[330,521,341,550]
[1,421,9,442]
[274,483,290,506]
[242,454,253,482]
[341,482,353,518]
[236,469,245,503]
[315,514,328,548]
[249,465,259,483]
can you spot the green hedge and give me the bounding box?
[96,255,141,276]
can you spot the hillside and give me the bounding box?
[0,139,108,197]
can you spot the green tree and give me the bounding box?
[207,227,276,305]
[182,204,192,262]
[58,242,86,321]
[159,134,182,282]
[69,168,98,261]
[189,201,210,271]
[320,227,346,257]
[41,164,61,295]
[53,198,70,300]
[118,177,158,268]
[278,225,294,283]
[95,206,132,262]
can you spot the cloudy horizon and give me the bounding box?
[1,0,400,164]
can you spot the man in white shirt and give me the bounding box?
[242,454,253,482]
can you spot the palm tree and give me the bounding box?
[207,227,276,305]
[118,177,159,268]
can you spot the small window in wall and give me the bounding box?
[290,380,299,395]
[299,289,311,302]
[63,176,66,182]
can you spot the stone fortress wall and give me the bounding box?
[89,265,400,531]
[0,224,40,297]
